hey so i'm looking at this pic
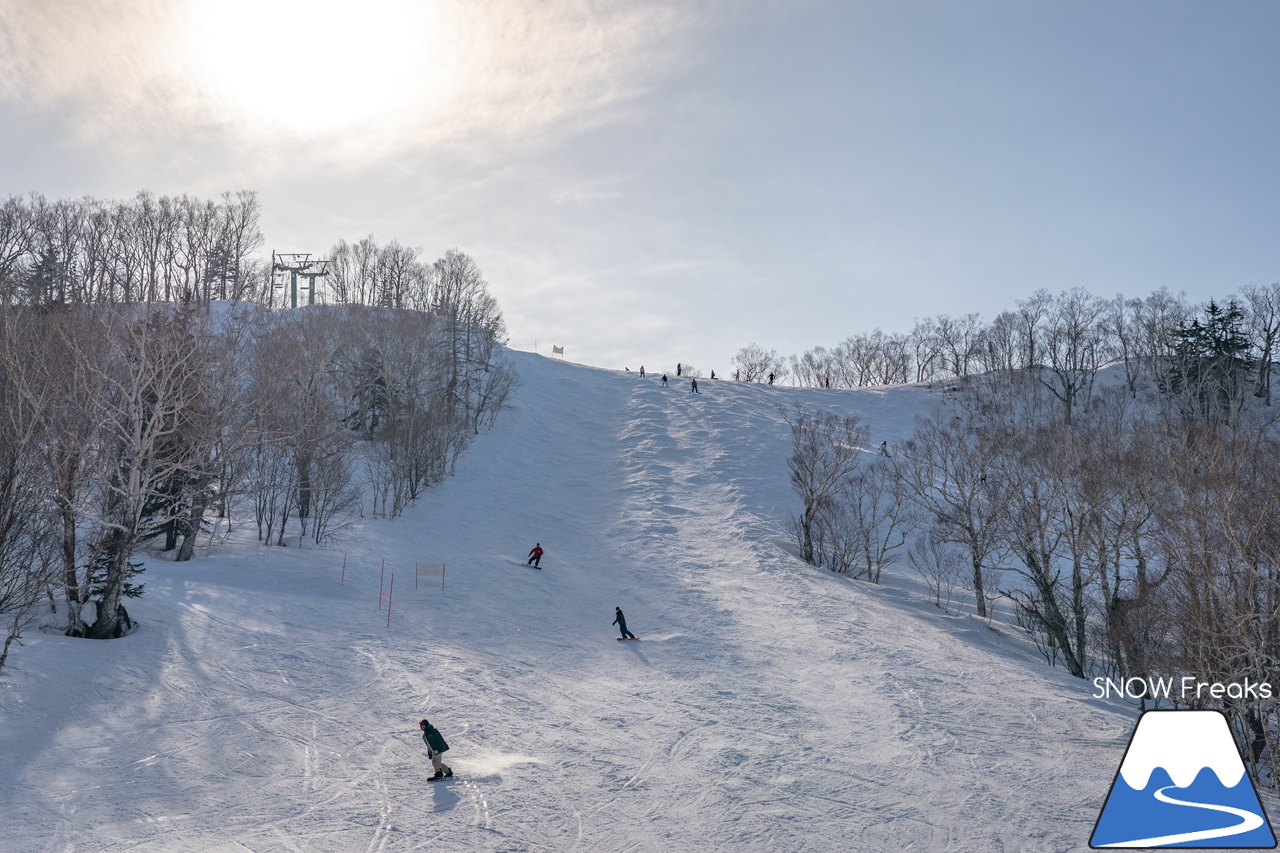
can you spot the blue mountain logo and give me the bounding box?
[1091,710,1276,848]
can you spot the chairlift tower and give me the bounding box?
[271,251,331,308]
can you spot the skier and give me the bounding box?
[640,365,645,378]
[527,543,544,568]
[612,607,637,639]
[690,377,699,394]
[419,719,453,779]
[710,370,716,380]
[880,441,891,458]
[768,373,775,386]
[677,363,682,377]
[661,374,668,386]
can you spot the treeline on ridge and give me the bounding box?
[782,289,1280,787]
[0,189,516,665]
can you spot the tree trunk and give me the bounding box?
[84,526,137,639]
[801,505,816,564]
[175,484,210,562]
[58,490,86,637]
[971,554,988,618]
[0,613,25,672]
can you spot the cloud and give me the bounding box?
[0,0,720,168]
[0,0,186,116]
[551,188,622,204]
[435,0,702,140]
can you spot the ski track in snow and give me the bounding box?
[0,352,1237,851]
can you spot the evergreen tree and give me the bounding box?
[24,246,63,305]
[1164,300,1255,423]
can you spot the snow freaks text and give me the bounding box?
[1092,677,1274,702]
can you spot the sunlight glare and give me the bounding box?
[184,0,445,132]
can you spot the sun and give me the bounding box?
[183,0,445,132]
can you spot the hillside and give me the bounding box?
[1,350,1144,852]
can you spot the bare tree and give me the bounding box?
[1132,287,1191,385]
[1146,418,1280,766]
[908,528,967,613]
[935,313,985,379]
[0,315,60,670]
[898,402,1004,618]
[734,343,788,384]
[782,405,869,566]
[0,306,112,637]
[170,307,257,561]
[790,345,833,388]
[982,311,1020,376]
[432,248,510,434]
[846,458,915,582]
[910,317,946,383]
[82,305,211,638]
[1035,288,1108,424]
[0,195,37,299]
[1015,289,1053,368]
[1067,389,1164,682]
[997,417,1087,677]
[1104,294,1145,397]
[1241,282,1280,405]
[217,190,263,301]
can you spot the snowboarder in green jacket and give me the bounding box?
[420,719,453,779]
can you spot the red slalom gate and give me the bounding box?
[386,573,394,627]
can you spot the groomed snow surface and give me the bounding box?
[0,351,1191,852]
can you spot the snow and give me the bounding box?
[0,350,1177,851]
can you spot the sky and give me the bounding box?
[2,0,1280,375]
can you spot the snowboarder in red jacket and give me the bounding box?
[527,544,544,568]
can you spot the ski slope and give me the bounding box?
[2,350,1148,852]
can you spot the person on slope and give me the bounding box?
[613,607,637,639]
[691,377,699,394]
[420,719,453,779]
[640,365,646,378]
[527,543,544,568]
[661,374,668,386]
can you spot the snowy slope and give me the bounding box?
[1,350,1150,852]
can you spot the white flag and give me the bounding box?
[552,345,564,355]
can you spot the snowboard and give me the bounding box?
[427,773,454,782]
[617,637,640,641]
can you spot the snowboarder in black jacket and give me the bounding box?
[612,607,637,639]
[420,719,453,779]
